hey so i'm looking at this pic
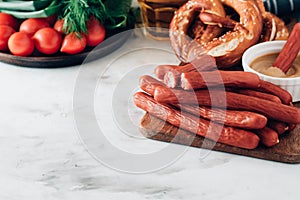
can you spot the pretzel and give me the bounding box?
[272,13,289,40]
[257,2,289,42]
[170,0,263,68]
[205,0,263,67]
[169,0,226,62]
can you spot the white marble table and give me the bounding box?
[1,28,300,200]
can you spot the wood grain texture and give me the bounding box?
[140,103,300,163]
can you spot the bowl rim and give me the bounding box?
[242,40,300,82]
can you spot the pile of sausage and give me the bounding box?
[134,55,300,150]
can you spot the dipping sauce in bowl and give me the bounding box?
[250,53,300,78]
[242,40,300,102]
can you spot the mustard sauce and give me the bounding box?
[250,53,300,78]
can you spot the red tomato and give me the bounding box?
[86,17,106,47]
[61,32,87,54]
[54,19,65,34]
[32,27,62,55]
[0,25,16,51]
[19,18,50,37]
[0,13,18,30]
[8,32,34,56]
[45,14,57,26]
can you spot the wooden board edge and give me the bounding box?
[140,113,300,164]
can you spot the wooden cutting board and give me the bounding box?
[140,103,300,164]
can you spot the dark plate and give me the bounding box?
[0,27,132,68]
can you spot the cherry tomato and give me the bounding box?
[60,32,86,54]
[54,19,65,34]
[86,17,106,47]
[0,13,18,30]
[19,18,50,37]
[45,14,57,26]
[8,32,34,56]
[0,25,16,51]
[32,27,62,55]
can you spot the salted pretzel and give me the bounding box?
[169,0,226,63]
[170,0,263,68]
[260,12,289,42]
[256,0,289,42]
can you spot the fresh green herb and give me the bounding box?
[60,0,107,34]
[60,0,132,34]
[104,0,132,28]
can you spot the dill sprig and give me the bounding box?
[60,0,132,34]
[60,0,107,34]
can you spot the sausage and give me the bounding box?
[268,120,288,135]
[163,70,181,88]
[140,75,281,103]
[257,80,292,105]
[288,123,297,132]
[255,127,279,147]
[180,71,261,90]
[154,54,216,81]
[154,65,179,80]
[272,23,300,73]
[237,89,282,104]
[139,77,267,129]
[139,75,165,96]
[175,104,267,129]
[153,86,300,124]
[134,92,260,149]
[287,103,298,132]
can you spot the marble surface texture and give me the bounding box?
[1,27,300,200]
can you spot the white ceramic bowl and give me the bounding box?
[242,40,300,102]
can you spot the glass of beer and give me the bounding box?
[137,0,187,40]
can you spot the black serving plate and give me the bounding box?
[0,26,133,68]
